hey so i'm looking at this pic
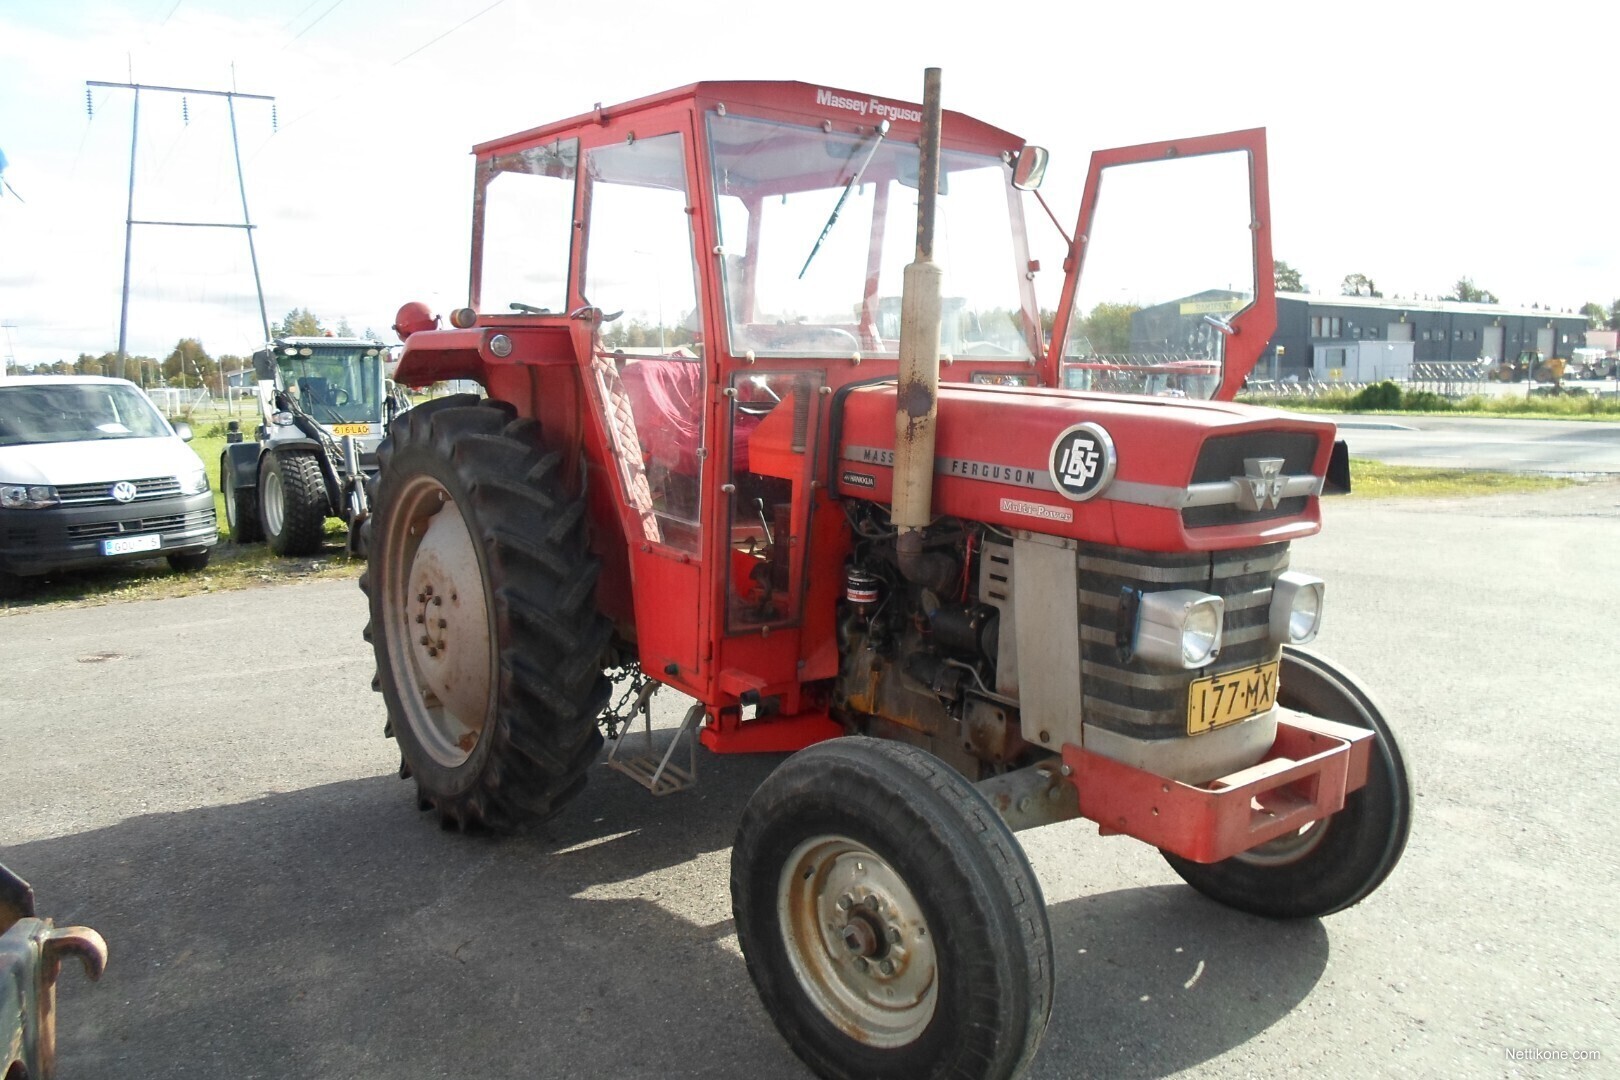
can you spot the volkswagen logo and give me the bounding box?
[111,481,138,503]
[1048,422,1117,502]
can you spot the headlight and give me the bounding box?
[1270,572,1325,644]
[0,483,60,509]
[1134,589,1225,669]
[272,411,296,426]
[178,468,210,495]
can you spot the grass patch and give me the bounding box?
[0,538,362,614]
[1346,458,1580,498]
[1241,384,1620,421]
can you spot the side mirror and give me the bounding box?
[1012,145,1049,191]
[174,422,194,442]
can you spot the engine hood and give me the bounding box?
[0,436,205,487]
[833,383,1338,552]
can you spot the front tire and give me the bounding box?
[732,738,1054,1080]
[1161,646,1412,918]
[260,450,329,556]
[362,397,612,831]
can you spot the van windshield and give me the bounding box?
[0,383,171,447]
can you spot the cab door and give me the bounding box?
[573,111,712,684]
[1044,130,1275,402]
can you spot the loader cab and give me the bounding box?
[252,337,390,435]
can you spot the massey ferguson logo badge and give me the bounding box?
[1236,457,1287,511]
[1048,423,1117,502]
[111,481,138,503]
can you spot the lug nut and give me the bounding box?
[879,959,894,975]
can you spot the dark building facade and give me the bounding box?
[1263,292,1586,382]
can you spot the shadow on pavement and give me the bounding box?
[3,750,1327,1080]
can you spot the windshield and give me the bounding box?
[275,347,383,424]
[1059,150,1255,399]
[0,382,171,447]
[707,113,1035,361]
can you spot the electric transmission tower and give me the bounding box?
[86,79,276,380]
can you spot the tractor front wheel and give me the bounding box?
[731,738,1053,1080]
[1161,646,1412,918]
[362,396,611,831]
[260,450,328,555]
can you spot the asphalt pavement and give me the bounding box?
[1282,412,1620,474]
[2,480,1617,1078]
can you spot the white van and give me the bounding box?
[0,376,218,597]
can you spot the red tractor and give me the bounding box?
[366,71,1409,1080]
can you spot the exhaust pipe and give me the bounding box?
[891,68,954,591]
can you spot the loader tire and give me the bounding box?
[222,453,263,544]
[1161,646,1412,918]
[362,396,611,832]
[732,738,1054,1080]
[261,449,329,556]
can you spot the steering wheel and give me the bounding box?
[330,388,351,406]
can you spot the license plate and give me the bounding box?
[330,423,371,436]
[102,533,162,556]
[1187,660,1279,735]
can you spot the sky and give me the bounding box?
[1,0,1616,372]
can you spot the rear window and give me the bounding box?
[0,383,171,447]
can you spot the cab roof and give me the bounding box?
[473,80,1025,159]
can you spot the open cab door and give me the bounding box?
[1044,129,1274,402]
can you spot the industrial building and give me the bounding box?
[1262,292,1587,383]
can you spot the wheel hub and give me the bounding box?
[777,836,937,1047]
[384,477,495,769]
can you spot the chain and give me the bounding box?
[598,660,653,741]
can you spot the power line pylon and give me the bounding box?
[86,80,276,380]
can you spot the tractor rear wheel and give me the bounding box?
[1161,646,1412,918]
[221,454,263,544]
[731,738,1053,1080]
[260,450,328,556]
[362,396,611,831]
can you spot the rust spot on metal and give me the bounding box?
[896,381,934,418]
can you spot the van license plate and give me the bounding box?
[1187,660,1279,735]
[102,533,162,556]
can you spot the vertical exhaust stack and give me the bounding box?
[892,68,953,591]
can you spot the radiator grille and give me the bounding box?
[56,476,181,506]
[1078,541,1286,739]
[66,508,216,541]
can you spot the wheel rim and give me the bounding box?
[262,467,284,536]
[1231,815,1332,866]
[223,479,237,529]
[380,473,495,768]
[776,834,938,1048]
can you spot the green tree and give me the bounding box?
[276,308,324,336]
[162,338,217,389]
[1341,273,1381,298]
[1274,261,1304,292]
[335,316,355,338]
[1081,302,1138,355]
[1608,300,1620,331]
[1449,277,1498,304]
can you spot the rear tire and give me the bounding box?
[222,453,263,544]
[1161,646,1412,918]
[732,738,1054,1080]
[362,396,612,831]
[261,450,329,556]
